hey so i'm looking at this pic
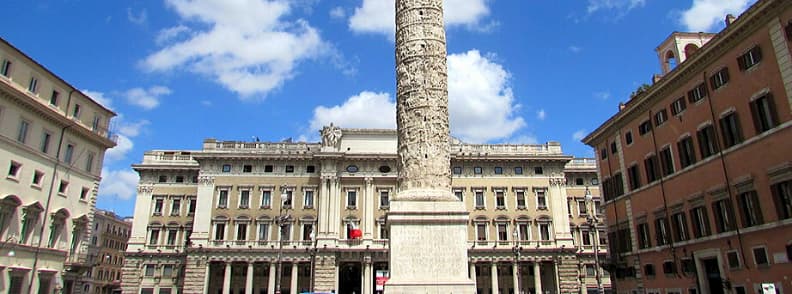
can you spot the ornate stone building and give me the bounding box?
[121,128,610,294]
[0,37,117,293]
[83,210,131,294]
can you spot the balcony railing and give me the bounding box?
[453,143,562,155]
[469,240,559,249]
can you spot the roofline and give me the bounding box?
[0,37,117,116]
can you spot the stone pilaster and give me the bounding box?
[120,256,142,294]
[768,16,792,114]
[313,254,337,293]
[557,255,581,294]
[182,254,208,294]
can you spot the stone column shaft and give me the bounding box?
[363,178,374,239]
[268,263,276,294]
[512,262,520,294]
[491,263,499,294]
[203,262,212,294]
[534,262,542,294]
[290,263,299,293]
[364,260,373,294]
[223,263,232,294]
[246,262,254,294]
[469,263,477,281]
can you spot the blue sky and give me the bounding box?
[2,0,756,216]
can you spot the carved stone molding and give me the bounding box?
[198,176,215,186]
[137,185,154,194]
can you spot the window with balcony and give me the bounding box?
[303,223,314,241]
[750,94,778,134]
[737,46,762,71]
[515,190,526,208]
[261,190,272,208]
[474,190,485,209]
[720,112,743,148]
[578,201,587,216]
[497,223,508,241]
[687,83,708,103]
[144,265,155,277]
[773,180,792,220]
[581,230,592,246]
[217,190,228,208]
[280,224,292,241]
[539,223,551,241]
[711,67,730,90]
[713,198,736,233]
[690,206,711,238]
[738,191,763,227]
[517,223,530,241]
[671,97,687,115]
[697,125,719,159]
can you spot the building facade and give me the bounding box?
[584,0,792,293]
[121,128,610,294]
[0,38,117,293]
[82,210,131,294]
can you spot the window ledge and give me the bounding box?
[346,206,357,210]
[238,206,249,209]
[303,206,314,209]
[260,206,271,209]
[30,184,42,190]
[496,207,507,210]
[6,176,19,183]
[474,206,486,210]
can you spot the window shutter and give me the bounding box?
[737,54,747,71]
[749,99,762,133]
[766,94,779,127]
[753,46,763,63]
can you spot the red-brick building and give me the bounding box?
[583,0,792,293]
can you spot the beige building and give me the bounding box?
[0,38,117,293]
[82,210,131,294]
[122,128,610,294]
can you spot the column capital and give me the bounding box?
[549,177,566,186]
[137,185,154,194]
[198,175,215,186]
[365,177,374,185]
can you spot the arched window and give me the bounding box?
[665,51,677,70]
[684,44,700,59]
[20,202,44,244]
[48,208,70,248]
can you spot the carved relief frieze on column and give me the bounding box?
[137,185,154,194]
[198,175,215,186]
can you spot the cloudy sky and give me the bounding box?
[3,0,756,216]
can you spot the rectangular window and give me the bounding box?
[58,180,69,194]
[536,189,547,209]
[738,191,763,227]
[236,223,248,241]
[539,224,550,240]
[40,132,51,154]
[495,190,505,209]
[474,190,485,208]
[655,217,670,246]
[610,141,618,154]
[516,190,526,208]
[473,167,482,174]
[0,59,11,77]
[677,137,697,168]
[514,166,523,174]
[494,166,503,174]
[153,199,163,215]
[712,198,736,233]
[578,201,587,216]
[672,212,688,242]
[720,112,743,148]
[239,190,250,208]
[305,190,315,208]
[750,94,779,133]
[85,152,95,173]
[282,190,292,207]
[534,166,544,174]
[346,190,357,208]
[654,109,668,126]
[671,97,687,115]
[518,223,529,240]
[17,120,29,143]
[188,198,196,215]
[149,229,160,245]
[170,199,180,216]
[379,190,389,208]
[452,166,462,175]
[710,67,730,89]
[167,230,177,245]
[497,223,508,241]
[261,190,271,208]
[306,165,315,173]
[628,164,642,190]
[285,165,294,173]
[659,147,675,176]
[773,180,792,220]
[637,223,651,249]
[257,223,269,240]
[78,187,88,200]
[221,164,231,173]
[737,46,762,70]
[476,224,487,241]
[600,148,608,160]
[175,176,184,183]
[581,230,592,245]
[697,125,719,159]
[162,265,174,278]
[753,247,769,266]
[303,223,314,240]
[727,251,741,269]
[49,91,59,106]
[454,190,463,201]
[690,206,711,238]
[28,77,38,93]
[144,265,155,277]
[644,155,660,183]
[32,170,44,186]
[625,131,633,145]
[64,144,75,164]
[214,223,225,240]
[243,165,252,173]
[72,104,81,118]
[639,120,652,135]
[687,83,708,103]
[8,161,21,177]
[92,115,101,131]
[218,190,228,208]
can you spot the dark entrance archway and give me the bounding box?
[702,258,724,294]
[338,262,361,294]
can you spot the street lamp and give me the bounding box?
[308,230,317,293]
[584,187,603,294]
[512,229,522,294]
[275,184,292,294]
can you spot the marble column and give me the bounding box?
[469,263,477,281]
[553,259,561,294]
[512,262,520,294]
[290,263,299,294]
[364,258,373,294]
[268,263,276,294]
[363,177,374,240]
[222,263,232,294]
[203,263,212,294]
[246,262,254,294]
[334,263,340,293]
[534,262,542,294]
[491,263,499,294]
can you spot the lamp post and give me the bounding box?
[584,187,603,294]
[275,184,292,294]
[308,230,317,293]
[512,229,522,294]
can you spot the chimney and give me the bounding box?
[725,14,736,26]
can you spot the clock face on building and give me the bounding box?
[346,165,359,173]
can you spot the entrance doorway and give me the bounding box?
[338,262,361,294]
[702,258,724,294]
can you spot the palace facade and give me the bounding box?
[584,0,792,293]
[122,128,611,294]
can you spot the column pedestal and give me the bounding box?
[385,201,475,293]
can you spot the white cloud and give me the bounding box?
[105,134,134,162]
[155,25,191,45]
[594,91,612,100]
[99,168,140,200]
[124,86,171,110]
[537,109,547,120]
[329,7,346,20]
[141,0,327,98]
[349,0,490,37]
[587,0,646,14]
[448,50,525,143]
[573,129,587,141]
[82,90,113,110]
[305,50,524,143]
[309,91,396,132]
[568,46,582,53]
[117,119,150,137]
[680,0,754,32]
[127,8,148,25]
[505,135,539,144]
